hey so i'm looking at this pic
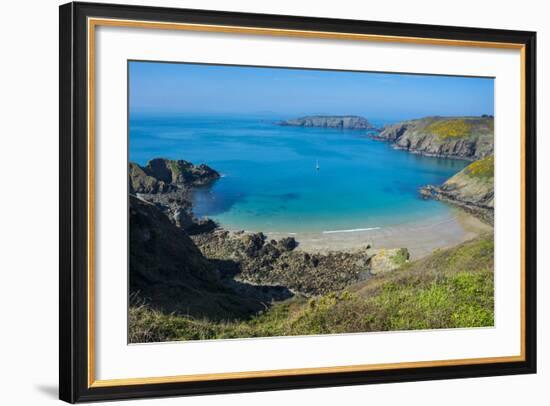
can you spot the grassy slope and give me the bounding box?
[463,155,494,178]
[384,116,494,160]
[426,118,473,139]
[129,234,494,343]
[424,117,494,140]
[442,155,495,210]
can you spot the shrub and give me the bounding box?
[426,119,472,139]
[465,155,494,178]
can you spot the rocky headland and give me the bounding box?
[367,115,495,223]
[130,158,220,233]
[373,115,494,160]
[421,155,494,224]
[279,115,377,130]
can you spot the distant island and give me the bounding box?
[279,115,377,130]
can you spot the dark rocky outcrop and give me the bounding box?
[130,158,220,194]
[129,195,271,320]
[192,230,408,296]
[129,158,220,231]
[373,116,494,160]
[420,155,494,224]
[279,115,377,130]
[129,162,173,194]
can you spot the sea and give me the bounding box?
[129,115,469,233]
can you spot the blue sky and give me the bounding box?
[129,61,494,120]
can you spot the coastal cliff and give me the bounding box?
[279,115,377,130]
[374,116,494,160]
[421,155,494,224]
[130,157,220,194]
[129,158,220,232]
[129,195,273,321]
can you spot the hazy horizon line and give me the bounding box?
[129,110,494,121]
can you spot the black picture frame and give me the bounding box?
[59,1,537,403]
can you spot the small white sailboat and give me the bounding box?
[316,160,320,171]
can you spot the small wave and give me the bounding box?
[322,227,381,234]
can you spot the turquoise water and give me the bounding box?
[130,115,469,233]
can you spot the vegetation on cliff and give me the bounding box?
[129,235,494,342]
[465,155,495,178]
[375,116,494,160]
[421,155,494,224]
[425,118,473,139]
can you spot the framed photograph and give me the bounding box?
[59,2,537,403]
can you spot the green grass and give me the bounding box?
[390,248,409,267]
[129,235,494,342]
[464,155,494,178]
[358,271,494,330]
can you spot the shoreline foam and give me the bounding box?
[260,208,491,259]
[322,227,381,234]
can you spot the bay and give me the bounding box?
[130,115,469,233]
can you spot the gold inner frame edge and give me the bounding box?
[87,17,527,388]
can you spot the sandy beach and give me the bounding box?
[265,208,492,259]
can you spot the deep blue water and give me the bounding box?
[130,115,469,233]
